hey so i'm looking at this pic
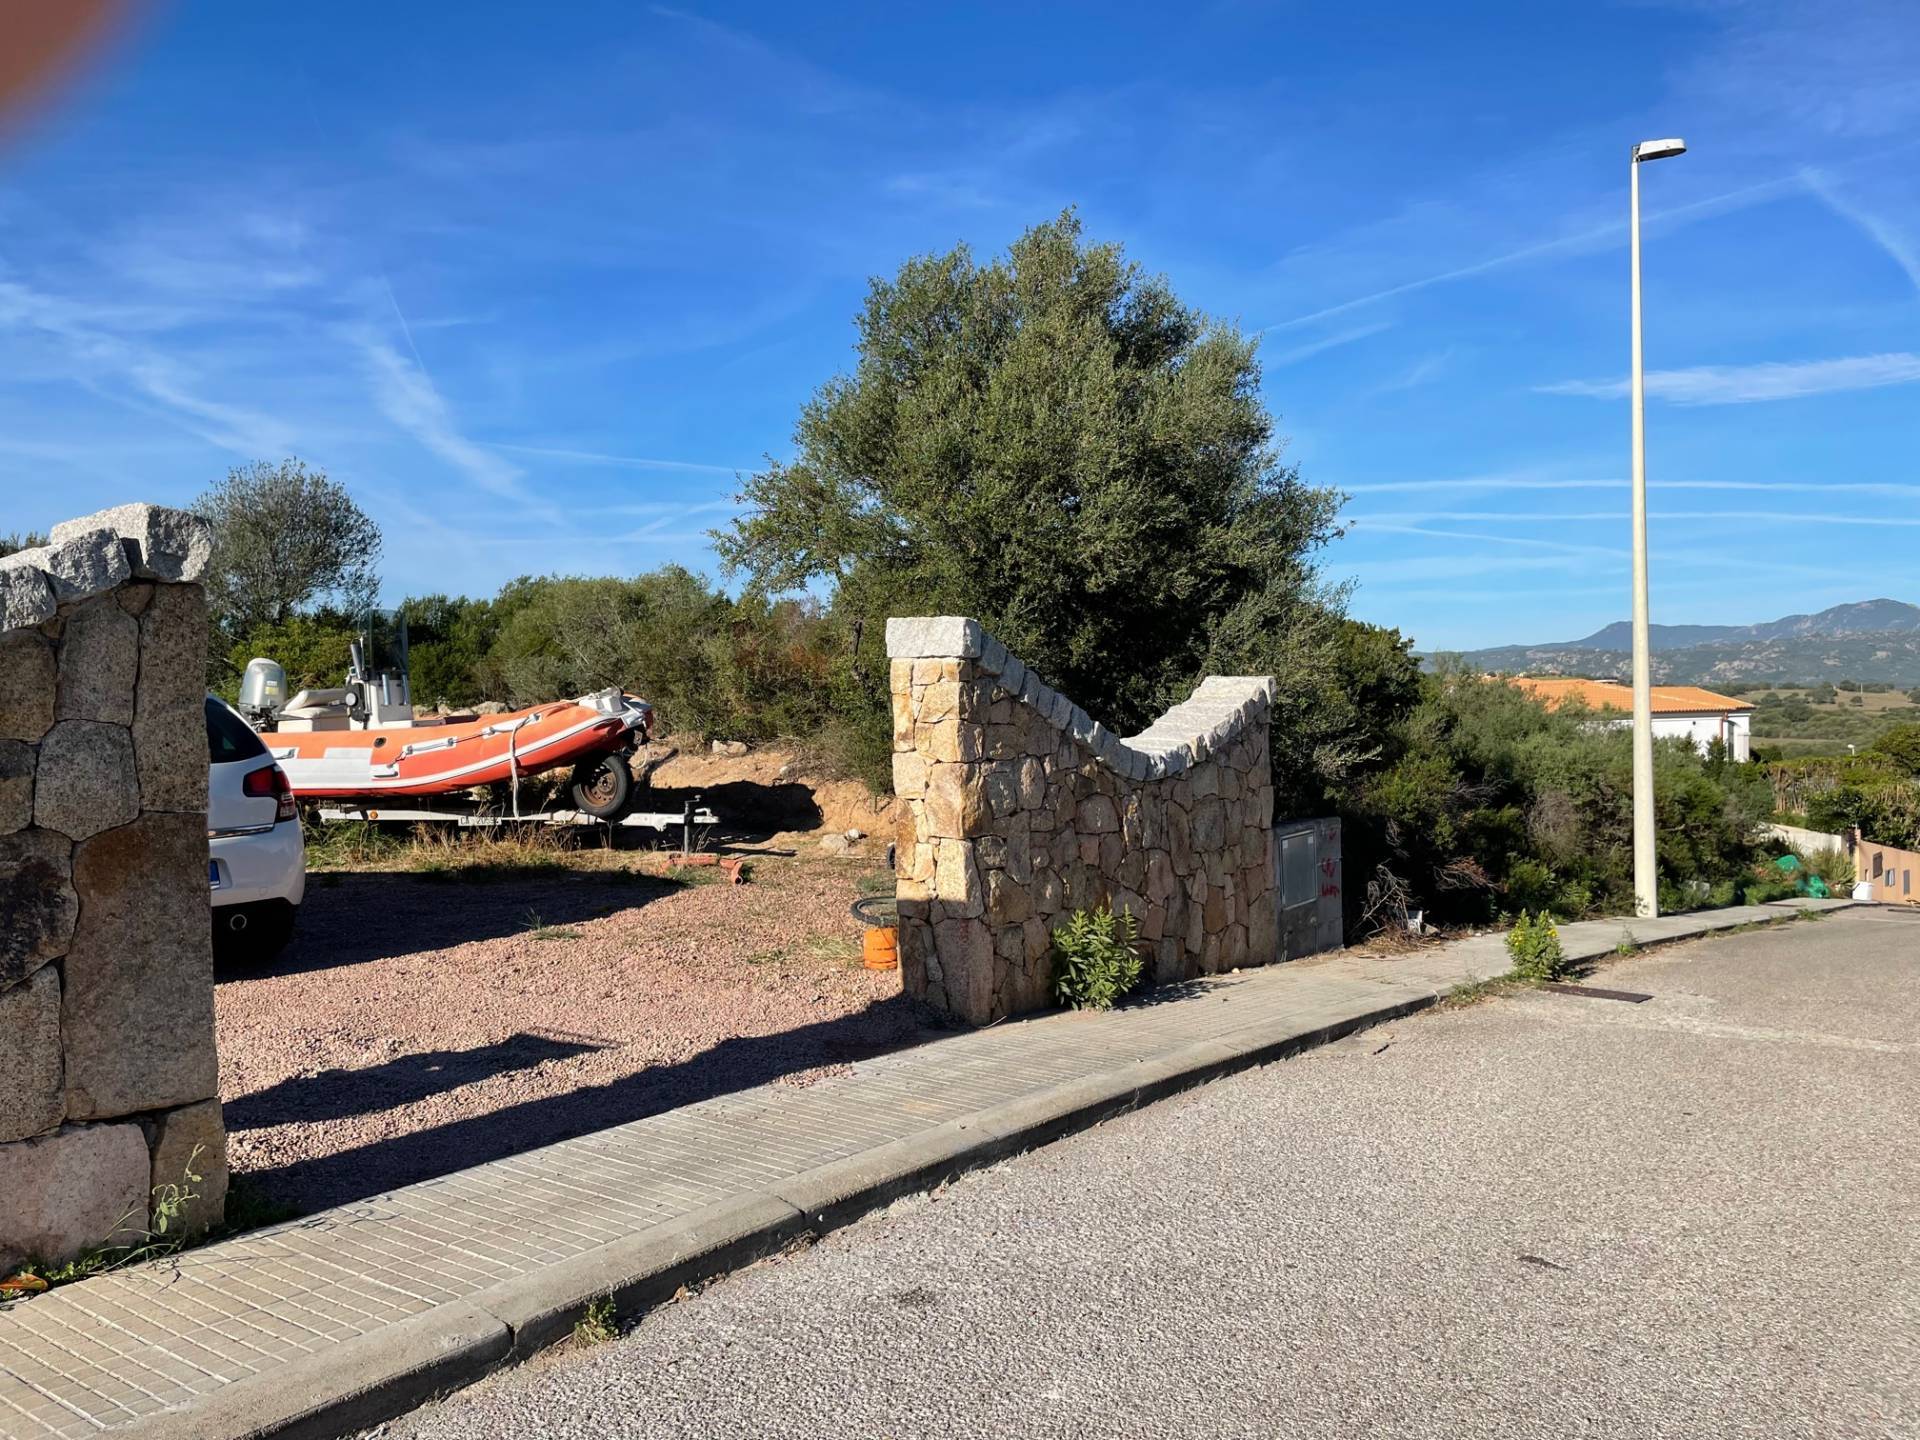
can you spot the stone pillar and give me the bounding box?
[0,504,226,1272]
[888,616,1278,1025]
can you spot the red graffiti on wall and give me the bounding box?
[1318,855,1340,899]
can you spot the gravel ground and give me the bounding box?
[378,907,1920,1440]
[216,854,934,1213]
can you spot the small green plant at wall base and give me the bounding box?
[1505,910,1567,982]
[6,1147,206,1300]
[573,1295,618,1345]
[147,1144,205,1238]
[1050,906,1144,1010]
[1614,929,1641,956]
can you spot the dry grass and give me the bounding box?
[304,817,652,882]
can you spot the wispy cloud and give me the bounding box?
[1683,0,1920,142]
[0,276,296,454]
[1342,476,1913,496]
[1539,353,1920,405]
[1263,177,1792,332]
[493,443,752,475]
[1354,509,1920,528]
[1349,521,1622,559]
[1370,347,1457,395]
[1340,474,1620,495]
[1801,168,1920,296]
[353,331,548,513]
[1346,552,1616,586]
[1263,320,1393,364]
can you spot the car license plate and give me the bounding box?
[208,859,222,890]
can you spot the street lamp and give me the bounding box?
[1630,136,1685,919]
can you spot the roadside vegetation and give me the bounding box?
[1504,912,1568,981]
[1333,662,1797,929]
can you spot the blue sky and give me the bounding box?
[0,0,1914,651]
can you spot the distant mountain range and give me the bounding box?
[1449,599,1920,686]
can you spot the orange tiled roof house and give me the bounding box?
[1510,677,1755,761]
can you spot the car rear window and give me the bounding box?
[205,696,269,764]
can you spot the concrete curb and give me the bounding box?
[47,900,1855,1440]
[120,1301,511,1440]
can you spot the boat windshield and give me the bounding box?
[351,608,412,711]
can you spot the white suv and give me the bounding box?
[206,694,304,960]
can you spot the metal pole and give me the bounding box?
[1629,153,1658,919]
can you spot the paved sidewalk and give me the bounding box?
[0,898,1853,1440]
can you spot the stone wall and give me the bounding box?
[0,504,226,1270]
[888,616,1278,1024]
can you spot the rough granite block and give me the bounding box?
[145,1099,227,1241]
[0,827,78,989]
[61,812,218,1120]
[884,616,984,660]
[50,503,213,583]
[0,529,130,605]
[54,596,139,725]
[0,738,32,835]
[0,1123,148,1273]
[0,966,63,1143]
[32,719,140,841]
[0,565,57,633]
[0,630,57,740]
[132,582,210,813]
[979,633,1007,675]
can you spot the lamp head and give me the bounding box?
[1633,137,1687,162]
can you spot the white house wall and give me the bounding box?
[1591,711,1752,760]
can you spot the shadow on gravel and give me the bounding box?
[1121,976,1243,1009]
[224,1032,610,1131]
[218,870,684,978]
[237,995,950,1214]
[644,781,825,845]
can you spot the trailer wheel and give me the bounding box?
[569,755,633,819]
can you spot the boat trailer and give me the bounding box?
[315,795,720,849]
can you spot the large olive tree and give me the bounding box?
[717,211,1400,807]
[194,459,382,639]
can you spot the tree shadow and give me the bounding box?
[220,870,683,979]
[1121,974,1245,1008]
[234,994,952,1214]
[641,781,825,845]
[224,1031,610,1131]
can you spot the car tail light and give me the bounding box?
[243,763,298,822]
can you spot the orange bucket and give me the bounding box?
[862,926,899,971]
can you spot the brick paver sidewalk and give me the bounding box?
[0,899,1850,1440]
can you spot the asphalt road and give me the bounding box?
[378,907,1919,1440]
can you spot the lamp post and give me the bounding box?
[1630,136,1686,919]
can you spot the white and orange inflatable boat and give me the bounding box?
[238,653,651,818]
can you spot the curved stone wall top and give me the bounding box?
[884,616,1276,781]
[0,504,212,635]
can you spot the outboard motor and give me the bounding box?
[237,658,288,729]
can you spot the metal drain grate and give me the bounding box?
[1541,982,1652,1004]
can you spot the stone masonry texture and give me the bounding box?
[0,503,227,1271]
[887,617,1278,1023]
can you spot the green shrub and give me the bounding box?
[1741,872,1799,904]
[1504,858,1559,915]
[1556,880,1594,919]
[1797,845,1855,894]
[1051,906,1144,1010]
[1505,910,1566,982]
